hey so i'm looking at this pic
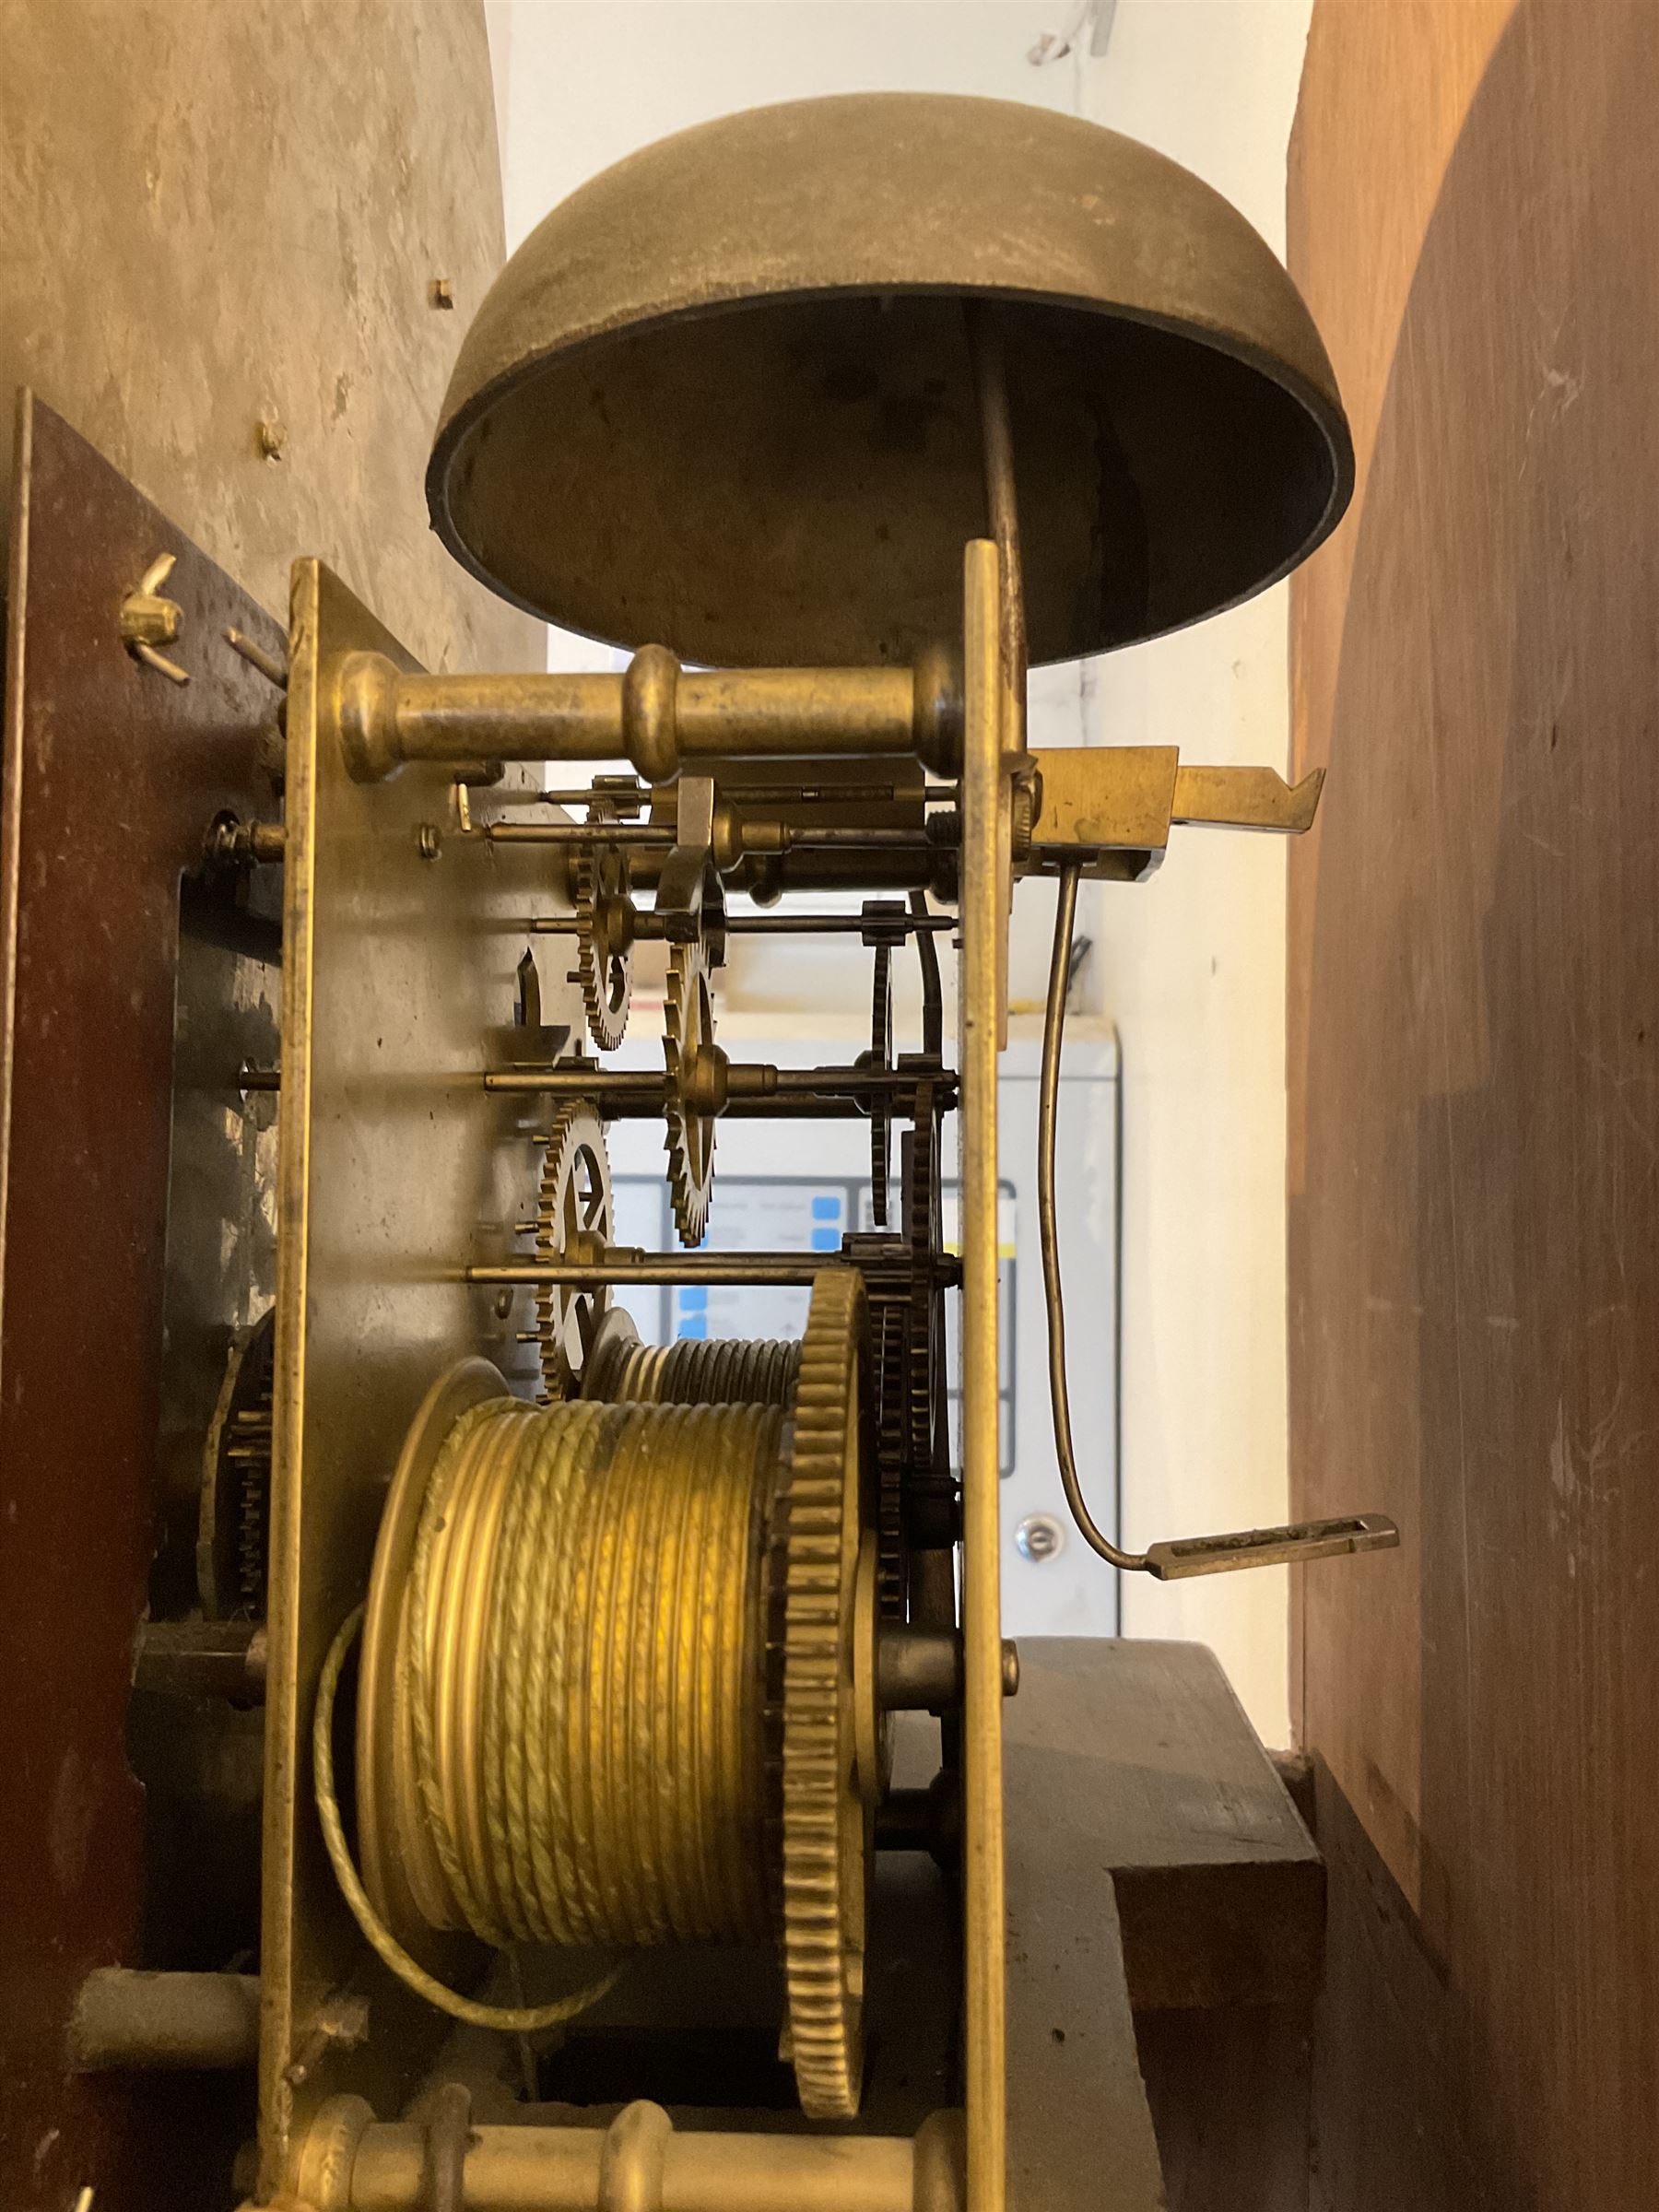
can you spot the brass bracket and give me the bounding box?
[651,774,717,945]
[1024,747,1324,878]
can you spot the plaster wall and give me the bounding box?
[0,0,534,674]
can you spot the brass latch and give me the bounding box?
[1025,746,1324,878]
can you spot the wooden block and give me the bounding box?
[1006,1678,1166,2212]
[1135,2002,1312,2212]
[1006,1640,1324,2011]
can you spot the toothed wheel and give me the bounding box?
[572,830,634,1052]
[905,1080,948,1500]
[664,938,716,1246]
[534,1103,613,1396]
[868,937,894,1227]
[870,1285,909,1618]
[198,1309,276,1619]
[769,1268,875,2118]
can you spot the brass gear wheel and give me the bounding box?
[904,1080,949,1501]
[840,1233,910,1622]
[571,833,635,1052]
[870,1282,909,1618]
[534,1103,614,1396]
[770,1267,876,2118]
[198,1308,276,1618]
[663,937,716,1245]
[839,1078,949,1622]
[867,935,894,1227]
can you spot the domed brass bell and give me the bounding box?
[429,92,1352,671]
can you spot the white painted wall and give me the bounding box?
[485,0,1313,1743]
[1072,5,1312,1746]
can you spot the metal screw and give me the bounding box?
[1015,1512,1065,1563]
[418,823,442,861]
[493,1288,513,1320]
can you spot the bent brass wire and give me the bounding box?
[1039,864,1400,1581]
[312,1605,620,2033]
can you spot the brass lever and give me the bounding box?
[1025,748,1324,877]
[1141,1512,1398,1581]
[1171,763,1324,834]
